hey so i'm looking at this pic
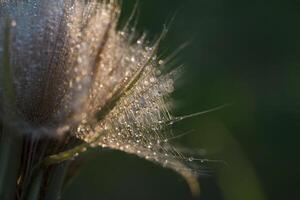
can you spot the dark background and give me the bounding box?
[62,1,300,200]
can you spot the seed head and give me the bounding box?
[0,0,200,194]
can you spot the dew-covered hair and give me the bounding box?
[0,0,200,194]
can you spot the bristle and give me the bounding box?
[0,0,201,195]
[74,22,199,192]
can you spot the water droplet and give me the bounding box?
[188,157,194,162]
[11,20,17,27]
[90,143,97,148]
[163,160,168,167]
[150,77,155,83]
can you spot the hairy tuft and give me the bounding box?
[0,0,200,194]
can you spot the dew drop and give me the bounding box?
[90,143,97,148]
[163,160,168,167]
[11,20,17,27]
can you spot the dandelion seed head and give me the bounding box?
[0,0,200,195]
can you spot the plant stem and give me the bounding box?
[43,143,89,166]
[0,19,23,200]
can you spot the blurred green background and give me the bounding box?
[62,0,300,200]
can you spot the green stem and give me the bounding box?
[43,143,89,166]
[0,19,23,200]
